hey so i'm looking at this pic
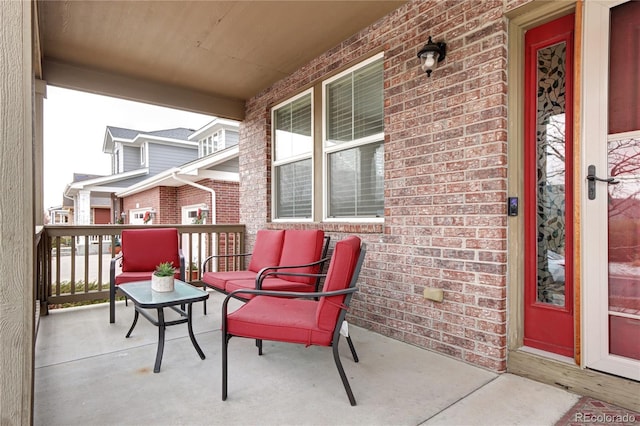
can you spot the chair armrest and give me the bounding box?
[201,252,252,273]
[255,257,330,287]
[256,270,326,290]
[222,287,358,315]
[179,249,186,281]
[109,253,123,286]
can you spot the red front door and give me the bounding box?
[523,14,575,357]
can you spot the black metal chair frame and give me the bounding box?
[220,242,366,406]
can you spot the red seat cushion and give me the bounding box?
[226,297,333,346]
[247,230,285,272]
[225,277,318,300]
[276,230,325,284]
[121,228,181,272]
[201,271,257,292]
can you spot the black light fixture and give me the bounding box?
[417,36,446,77]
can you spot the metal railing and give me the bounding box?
[37,224,245,314]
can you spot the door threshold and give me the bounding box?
[519,345,575,364]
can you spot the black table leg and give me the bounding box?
[187,303,205,360]
[125,309,139,338]
[154,307,166,373]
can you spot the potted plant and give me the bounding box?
[110,236,122,255]
[151,261,176,292]
[188,261,199,281]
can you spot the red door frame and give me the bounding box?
[523,13,575,357]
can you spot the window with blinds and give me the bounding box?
[324,54,384,219]
[272,91,313,220]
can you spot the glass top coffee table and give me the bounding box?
[118,280,209,373]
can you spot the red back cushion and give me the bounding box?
[315,236,361,331]
[278,230,325,284]
[247,230,285,272]
[121,228,181,272]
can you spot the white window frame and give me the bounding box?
[271,88,314,222]
[322,52,384,223]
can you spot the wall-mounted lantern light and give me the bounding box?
[149,208,157,219]
[417,36,446,77]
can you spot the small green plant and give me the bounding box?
[154,262,176,277]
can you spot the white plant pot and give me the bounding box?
[151,274,175,292]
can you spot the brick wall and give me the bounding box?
[176,179,240,224]
[122,188,160,222]
[240,0,510,371]
[123,179,239,225]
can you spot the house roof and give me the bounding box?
[115,145,239,198]
[106,126,144,140]
[103,126,196,153]
[146,128,195,140]
[72,173,106,182]
[36,1,406,120]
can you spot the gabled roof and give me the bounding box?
[106,126,143,140]
[72,173,106,183]
[64,168,149,198]
[103,126,196,153]
[188,118,239,141]
[147,128,195,140]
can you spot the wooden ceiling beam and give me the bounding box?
[42,59,245,121]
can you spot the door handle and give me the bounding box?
[587,164,619,200]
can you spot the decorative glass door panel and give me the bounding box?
[524,14,575,357]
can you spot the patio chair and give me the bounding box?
[109,228,185,323]
[221,235,366,405]
[202,229,330,300]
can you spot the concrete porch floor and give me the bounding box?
[35,292,581,426]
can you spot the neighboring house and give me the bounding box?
[62,119,240,229]
[46,205,69,225]
[113,119,239,228]
[62,173,112,224]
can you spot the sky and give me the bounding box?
[43,86,214,210]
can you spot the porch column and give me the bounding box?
[34,79,47,225]
[0,1,35,424]
[77,190,91,225]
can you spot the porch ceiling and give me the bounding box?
[36,1,406,120]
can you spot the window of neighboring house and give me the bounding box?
[323,54,384,220]
[213,131,221,151]
[131,208,153,225]
[272,90,313,220]
[200,131,229,157]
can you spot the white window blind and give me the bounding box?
[324,55,384,219]
[273,91,313,219]
[326,59,384,144]
[327,141,384,218]
[275,158,312,218]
